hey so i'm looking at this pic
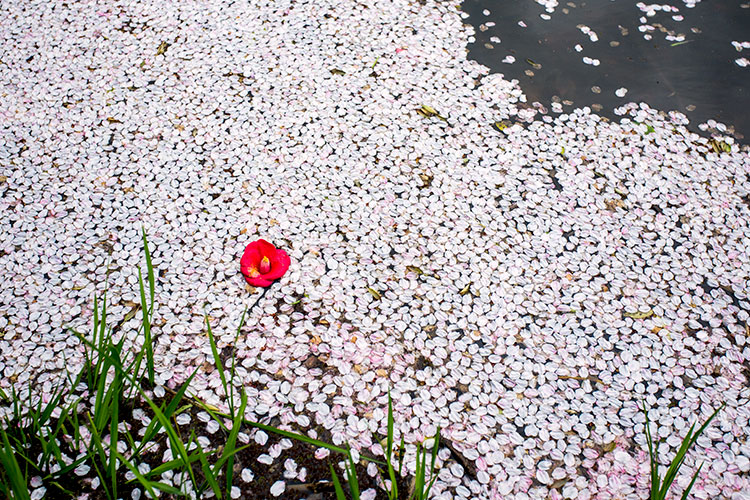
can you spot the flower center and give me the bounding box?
[245,266,260,278]
[259,256,271,274]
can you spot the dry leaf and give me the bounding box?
[605,199,625,211]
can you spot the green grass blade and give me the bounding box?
[240,419,350,457]
[109,380,120,498]
[88,293,99,388]
[194,403,230,434]
[195,433,222,499]
[145,454,205,478]
[397,435,405,476]
[137,367,199,454]
[680,462,703,500]
[643,401,722,500]
[685,403,724,451]
[142,229,156,385]
[346,450,360,499]
[141,227,155,306]
[98,293,108,367]
[386,391,394,465]
[423,428,440,499]
[225,308,247,418]
[386,455,398,500]
[411,445,424,500]
[116,450,162,499]
[224,388,248,493]
[205,315,229,414]
[140,393,199,490]
[658,424,696,499]
[643,403,660,500]
[658,403,723,499]
[86,413,113,499]
[202,442,255,477]
[0,428,31,500]
[330,464,347,500]
[137,267,154,385]
[39,384,66,427]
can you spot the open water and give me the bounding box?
[463,0,750,139]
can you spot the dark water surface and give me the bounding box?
[463,0,750,140]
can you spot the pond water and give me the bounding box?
[463,0,750,140]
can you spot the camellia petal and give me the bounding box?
[255,239,277,257]
[244,276,274,287]
[264,250,291,280]
[240,245,262,268]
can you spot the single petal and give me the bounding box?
[245,275,274,287]
[255,239,278,257]
[263,249,291,280]
[240,243,262,267]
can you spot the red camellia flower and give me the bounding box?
[240,239,291,287]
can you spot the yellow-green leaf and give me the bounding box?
[367,287,381,300]
[406,265,424,275]
[156,41,169,56]
[624,310,653,319]
[421,105,438,116]
[418,105,446,120]
[493,121,508,132]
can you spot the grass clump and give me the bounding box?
[642,401,723,500]
[0,232,444,499]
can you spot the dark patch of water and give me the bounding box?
[462,0,750,140]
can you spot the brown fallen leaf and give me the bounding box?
[605,199,625,211]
